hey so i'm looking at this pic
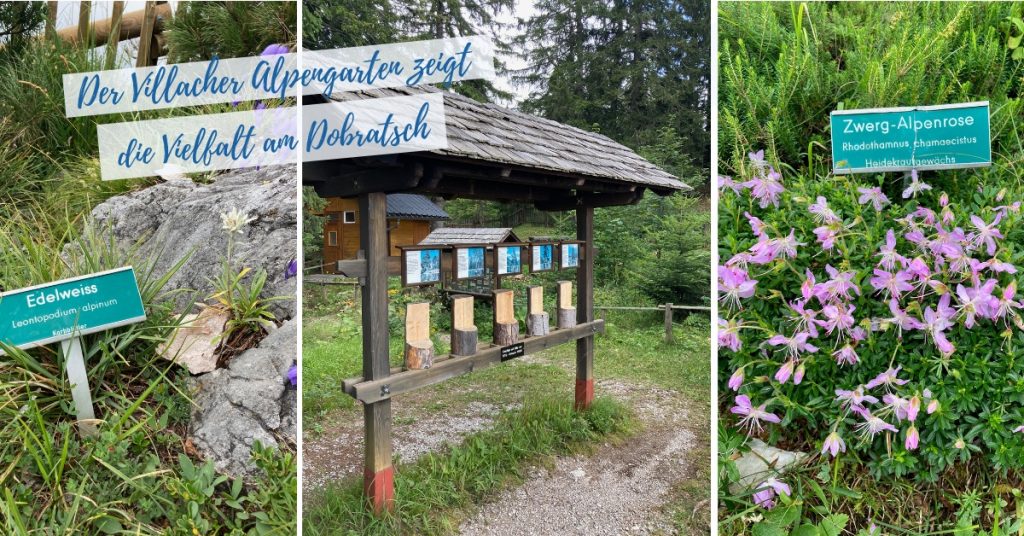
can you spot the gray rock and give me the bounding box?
[81,165,297,320]
[728,438,807,494]
[189,319,297,479]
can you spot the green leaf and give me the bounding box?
[96,517,123,535]
[820,514,849,536]
[753,522,789,536]
[791,524,821,536]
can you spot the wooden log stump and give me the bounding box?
[404,340,434,369]
[493,289,519,345]
[494,321,520,345]
[452,327,478,356]
[557,281,576,328]
[527,286,549,336]
[451,295,478,356]
[404,302,433,370]
[528,312,550,336]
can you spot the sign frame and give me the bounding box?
[830,101,991,174]
[399,245,444,287]
[451,243,491,281]
[529,241,558,274]
[494,242,527,277]
[559,240,583,270]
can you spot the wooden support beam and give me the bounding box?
[105,2,124,70]
[536,190,645,211]
[46,2,57,39]
[56,2,171,48]
[335,259,367,278]
[77,1,92,45]
[359,192,394,514]
[576,207,595,410]
[135,1,156,68]
[347,320,606,404]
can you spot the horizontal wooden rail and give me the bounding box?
[594,305,710,311]
[342,320,605,404]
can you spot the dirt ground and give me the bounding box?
[302,354,708,535]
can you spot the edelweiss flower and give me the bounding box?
[221,207,256,234]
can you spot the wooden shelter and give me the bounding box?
[419,227,520,246]
[320,193,449,270]
[304,85,688,513]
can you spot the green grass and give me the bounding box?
[304,395,634,536]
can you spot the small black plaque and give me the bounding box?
[500,342,526,362]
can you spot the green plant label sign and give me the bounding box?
[830,101,991,174]
[0,267,146,353]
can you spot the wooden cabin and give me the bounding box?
[321,194,449,271]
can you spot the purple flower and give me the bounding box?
[719,318,742,352]
[905,424,920,450]
[752,477,791,509]
[719,175,745,194]
[955,280,998,328]
[883,393,913,421]
[869,268,913,299]
[728,368,744,391]
[902,170,932,199]
[786,299,821,337]
[286,364,297,386]
[794,363,806,384]
[744,169,785,208]
[822,431,846,458]
[836,386,878,411]
[814,225,839,251]
[817,265,860,303]
[719,265,758,309]
[775,359,797,384]
[857,186,890,211]
[731,395,781,434]
[821,303,856,336]
[856,411,899,437]
[1014,425,1024,433]
[809,196,840,224]
[924,295,956,356]
[996,281,1022,320]
[747,237,780,265]
[743,211,767,238]
[767,331,819,359]
[749,149,766,166]
[865,366,909,390]
[876,230,903,270]
[969,213,1003,256]
[773,229,804,259]
[284,259,298,280]
[261,43,291,56]
[888,299,923,338]
[833,344,859,366]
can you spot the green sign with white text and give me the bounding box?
[0,267,146,353]
[830,101,991,174]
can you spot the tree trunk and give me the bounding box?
[557,307,577,329]
[404,340,434,370]
[494,321,519,346]
[527,312,550,337]
[451,327,478,356]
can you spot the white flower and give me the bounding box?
[221,207,255,234]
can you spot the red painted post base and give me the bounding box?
[574,378,594,411]
[363,466,395,514]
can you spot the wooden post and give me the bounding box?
[493,289,519,345]
[451,295,478,356]
[557,281,576,329]
[575,207,595,411]
[527,285,549,336]
[46,2,57,39]
[404,302,434,369]
[664,303,674,343]
[136,1,156,68]
[77,1,92,45]
[359,193,393,514]
[105,1,124,69]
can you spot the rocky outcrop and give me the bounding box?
[84,165,297,320]
[189,319,297,479]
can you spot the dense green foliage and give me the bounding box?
[719,2,1024,177]
[165,1,297,62]
[516,0,710,176]
[0,1,45,62]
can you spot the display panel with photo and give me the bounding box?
[560,242,580,269]
[531,243,555,272]
[455,246,487,279]
[496,244,524,275]
[403,248,442,286]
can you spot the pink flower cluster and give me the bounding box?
[719,150,1024,472]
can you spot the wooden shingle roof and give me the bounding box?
[386,194,449,220]
[419,227,520,245]
[327,86,687,192]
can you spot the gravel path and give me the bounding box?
[457,379,700,536]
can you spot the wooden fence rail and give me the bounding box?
[595,303,710,343]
